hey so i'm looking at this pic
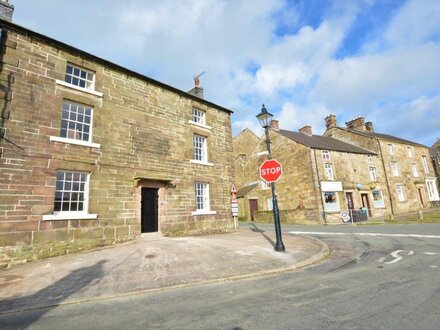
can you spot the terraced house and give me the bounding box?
[0,13,235,265]
[324,115,439,213]
[235,116,439,223]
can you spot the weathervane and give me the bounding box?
[194,71,206,88]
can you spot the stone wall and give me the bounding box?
[253,208,320,224]
[233,128,259,188]
[0,24,235,267]
[324,126,437,214]
[237,130,322,222]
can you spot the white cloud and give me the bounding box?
[384,0,440,47]
[277,102,329,135]
[11,0,440,145]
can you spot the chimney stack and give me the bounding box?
[299,125,312,136]
[346,117,366,131]
[365,121,374,132]
[187,72,205,99]
[269,119,279,130]
[325,114,337,130]
[0,0,14,22]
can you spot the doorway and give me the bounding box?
[360,193,372,217]
[249,199,258,221]
[345,192,354,210]
[141,188,158,233]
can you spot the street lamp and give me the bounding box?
[256,104,285,252]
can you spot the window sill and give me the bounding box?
[188,120,211,130]
[50,136,101,149]
[43,213,98,221]
[191,211,217,216]
[56,80,103,98]
[190,160,214,166]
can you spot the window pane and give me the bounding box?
[54,171,88,213]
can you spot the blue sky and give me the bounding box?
[11,0,440,146]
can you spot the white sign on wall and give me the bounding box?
[321,181,343,192]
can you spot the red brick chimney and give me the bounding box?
[365,121,374,132]
[270,119,279,130]
[299,125,312,136]
[346,117,366,131]
[325,114,337,130]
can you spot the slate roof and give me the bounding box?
[430,139,440,158]
[277,130,375,155]
[236,183,259,198]
[343,128,427,148]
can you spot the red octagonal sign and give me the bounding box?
[260,159,283,183]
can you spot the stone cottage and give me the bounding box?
[235,120,382,224]
[0,15,235,265]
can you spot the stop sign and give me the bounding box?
[260,159,283,183]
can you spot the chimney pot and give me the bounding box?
[299,125,312,136]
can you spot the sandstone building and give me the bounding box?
[235,117,439,223]
[0,17,235,265]
[430,138,440,198]
[324,116,439,213]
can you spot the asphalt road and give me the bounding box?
[1,224,439,329]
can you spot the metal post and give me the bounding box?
[264,127,285,252]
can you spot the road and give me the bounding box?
[1,224,439,329]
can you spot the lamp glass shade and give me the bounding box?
[256,105,273,128]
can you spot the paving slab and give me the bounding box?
[0,228,329,314]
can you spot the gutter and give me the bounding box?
[377,138,395,216]
[312,149,327,225]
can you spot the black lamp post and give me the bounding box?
[256,104,285,252]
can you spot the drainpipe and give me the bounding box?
[313,149,327,225]
[377,138,395,216]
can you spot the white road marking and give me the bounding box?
[423,252,439,255]
[289,231,440,239]
[385,250,414,264]
[377,257,386,263]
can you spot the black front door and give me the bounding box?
[141,188,158,233]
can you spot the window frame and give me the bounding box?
[426,179,439,201]
[64,63,95,91]
[192,108,206,126]
[192,182,216,215]
[422,156,429,173]
[261,180,270,190]
[372,190,385,208]
[411,163,419,177]
[396,184,405,202]
[366,155,373,164]
[324,163,334,180]
[193,134,207,163]
[50,100,100,148]
[322,150,330,160]
[369,166,378,181]
[406,147,413,157]
[388,144,394,155]
[391,161,399,176]
[43,171,97,220]
[324,191,340,212]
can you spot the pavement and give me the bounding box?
[0,224,329,314]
